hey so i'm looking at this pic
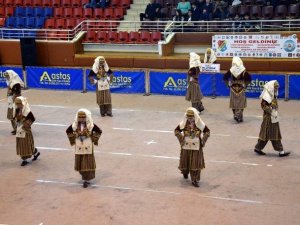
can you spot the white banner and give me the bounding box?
[201,63,220,73]
[212,34,300,58]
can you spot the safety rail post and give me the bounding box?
[82,68,87,93]
[285,74,289,101]
[144,69,151,96]
[23,67,28,89]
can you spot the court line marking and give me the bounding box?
[35,179,263,204]
[36,146,269,167]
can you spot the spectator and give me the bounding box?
[184,10,198,32]
[195,0,205,11]
[191,2,201,21]
[140,0,162,21]
[212,0,226,20]
[85,0,110,8]
[173,9,185,32]
[202,0,213,18]
[241,14,254,32]
[231,0,242,6]
[232,14,242,32]
[177,0,191,20]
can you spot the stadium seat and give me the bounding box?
[96,30,107,42]
[242,0,253,5]
[15,7,25,17]
[25,7,34,17]
[5,17,15,27]
[56,18,65,29]
[16,17,25,28]
[0,7,4,17]
[45,18,55,28]
[35,17,45,28]
[44,7,53,17]
[275,5,287,19]
[120,0,130,8]
[54,7,63,18]
[74,8,83,18]
[24,0,33,6]
[140,31,151,43]
[118,31,129,43]
[227,6,237,18]
[151,31,161,42]
[238,5,249,17]
[114,7,124,19]
[52,0,61,7]
[288,4,300,18]
[76,18,85,26]
[0,18,5,27]
[14,0,23,7]
[5,7,14,17]
[64,7,73,18]
[250,5,262,19]
[61,0,71,7]
[71,0,81,7]
[129,31,140,43]
[85,30,96,42]
[5,0,14,7]
[107,31,118,42]
[83,8,93,19]
[34,7,43,17]
[104,8,114,20]
[110,0,120,7]
[94,8,103,19]
[262,5,273,19]
[81,0,89,7]
[66,18,76,29]
[42,0,51,7]
[25,17,35,28]
[255,0,265,5]
[0,0,3,6]
[33,0,42,6]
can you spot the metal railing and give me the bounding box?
[0,19,299,41]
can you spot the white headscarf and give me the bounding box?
[5,70,24,88]
[189,52,201,69]
[230,57,246,78]
[260,80,279,104]
[13,96,31,117]
[204,48,217,64]
[92,56,110,74]
[179,107,206,131]
[72,108,94,132]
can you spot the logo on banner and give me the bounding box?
[246,79,272,94]
[217,40,227,52]
[283,40,296,52]
[163,77,187,91]
[39,71,71,85]
[111,75,132,88]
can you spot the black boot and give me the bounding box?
[183,174,188,179]
[32,151,40,161]
[279,152,290,157]
[192,181,199,188]
[83,181,89,188]
[21,160,28,166]
[11,130,16,135]
[254,149,266,155]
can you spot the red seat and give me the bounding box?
[83,8,93,18]
[0,7,4,17]
[52,0,61,7]
[0,0,3,6]
[104,8,114,20]
[110,0,120,7]
[5,7,14,17]
[24,0,33,6]
[33,0,42,6]
[107,31,118,42]
[120,0,130,8]
[76,18,84,26]
[0,18,5,27]
[114,7,124,19]
[61,0,71,7]
[151,31,162,42]
[5,0,14,7]
[96,31,107,42]
[57,30,69,40]
[140,31,151,43]
[94,8,103,19]
[47,31,58,40]
[71,0,81,7]
[14,0,23,6]
[54,7,63,18]
[129,31,140,43]
[42,0,50,6]
[85,30,96,42]
[66,18,76,29]
[73,8,83,18]
[64,8,73,18]
[118,31,129,43]
[56,18,65,29]
[81,0,89,6]
[106,21,118,31]
[45,18,55,28]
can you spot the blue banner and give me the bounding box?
[215,73,285,98]
[0,66,23,87]
[149,71,214,96]
[289,75,300,99]
[86,70,145,93]
[26,67,83,90]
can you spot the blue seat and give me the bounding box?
[16,17,25,28]
[25,7,34,17]
[15,7,25,17]
[34,7,44,17]
[35,17,45,28]
[5,17,16,27]
[25,17,35,28]
[44,7,53,17]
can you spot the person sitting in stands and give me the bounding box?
[140,0,162,21]
[85,0,110,8]
[177,0,191,20]
[191,2,201,21]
